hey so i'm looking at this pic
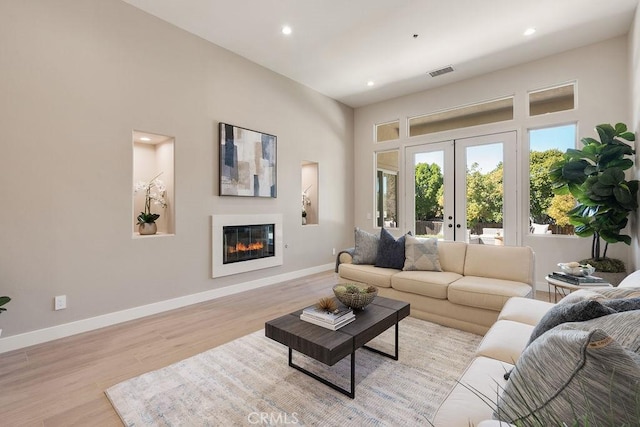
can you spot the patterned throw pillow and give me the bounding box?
[403,235,442,271]
[352,228,379,265]
[496,327,640,426]
[560,310,640,354]
[375,228,410,270]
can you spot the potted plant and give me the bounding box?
[549,123,638,284]
[0,296,10,337]
[134,172,167,235]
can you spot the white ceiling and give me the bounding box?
[121,0,639,108]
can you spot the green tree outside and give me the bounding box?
[466,162,503,230]
[548,193,576,226]
[415,163,443,220]
[413,150,573,233]
[529,149,565,223]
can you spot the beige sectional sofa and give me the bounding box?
[433,277,640,426]
[337,241,535,334]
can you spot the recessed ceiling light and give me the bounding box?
[367,80,375,87]
[523,27,536,36]
[281,25,292,35]
[140,137,151,141]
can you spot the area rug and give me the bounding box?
[106,317,481,426]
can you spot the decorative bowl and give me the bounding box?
[557,262,596,277]
[333,284,378,310]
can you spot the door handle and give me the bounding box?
[448,224,453,228]
[456,224,461,228]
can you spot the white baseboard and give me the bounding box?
[0,264,334,354]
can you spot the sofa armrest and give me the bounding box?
[619,270,640,287]
[335,247,355,272]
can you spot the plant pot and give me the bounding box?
[138,222,157,235]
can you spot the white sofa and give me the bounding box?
[433,273,640,426]
[337,242,535,335]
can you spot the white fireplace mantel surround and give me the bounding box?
[211,214,283,278]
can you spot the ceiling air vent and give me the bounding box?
[428,66,454,77]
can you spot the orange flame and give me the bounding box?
[228,241,264,253]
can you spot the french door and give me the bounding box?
[404,132,517,245]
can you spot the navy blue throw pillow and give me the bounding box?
[375,228,410,270]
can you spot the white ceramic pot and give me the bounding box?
[138,222,157,235]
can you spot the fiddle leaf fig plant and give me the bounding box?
[549,123,638,270]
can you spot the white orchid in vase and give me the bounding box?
[302,186,311,219]
[134,172,167,225]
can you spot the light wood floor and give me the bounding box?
[0,270,552,426]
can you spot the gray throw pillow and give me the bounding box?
[602,296,640,312]
[527,299,615,345]
[375,228,410,270]
[496,328,640,426]
[403,235,441,271]
[352,228,379,265]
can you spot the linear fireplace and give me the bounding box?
[223,224,275,264]
[212,214,283,278]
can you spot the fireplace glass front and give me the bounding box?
[223,224,275,264]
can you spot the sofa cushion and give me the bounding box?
[437,241,467,275]
[496,327,640,426]
[433,356,513,427]
[390,271,462,299]
[448,276,532,311]
[337,263,396,288]
[476,320,535,364]
[352,227,378,264]
[463,245,533,285]
[498,297,554,326]
[375,228,408,270]
[403,235,442,271]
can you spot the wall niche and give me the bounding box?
[301,161,318,225]
[132,131,175,237]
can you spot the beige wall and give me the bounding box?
[354,36,632,289]
[0,0,354,339]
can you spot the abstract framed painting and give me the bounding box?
[219,123,277,198]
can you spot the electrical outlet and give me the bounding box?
[54,295,67,311]
[332,248,336,255]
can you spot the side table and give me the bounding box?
[545,275,612,303]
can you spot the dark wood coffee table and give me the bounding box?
[264,296,410,398]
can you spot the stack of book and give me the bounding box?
[549,271,610,286]
[300,305,355,330]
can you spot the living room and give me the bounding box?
[1,0,640,424]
